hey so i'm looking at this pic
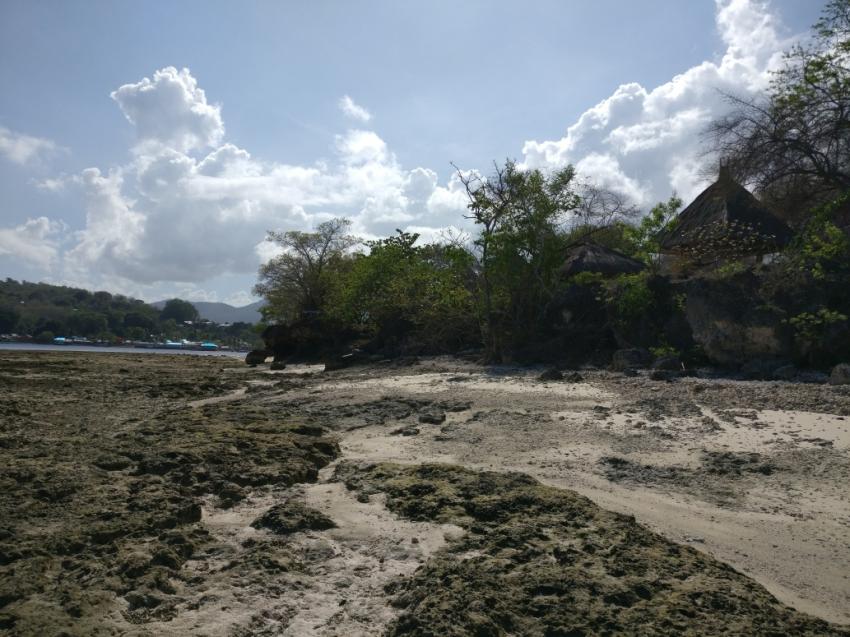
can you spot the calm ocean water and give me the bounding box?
[0,343,246,358]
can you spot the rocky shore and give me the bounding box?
[1,352,848,635]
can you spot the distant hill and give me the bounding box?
[150,300,264,324]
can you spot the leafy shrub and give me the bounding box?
[787,308,848,343]
[605,272,653,328]
[568,271,605,287]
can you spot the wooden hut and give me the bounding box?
[658,166,792,262]
[560,241,646,278]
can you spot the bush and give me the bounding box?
[606,272,653,329]
[35,330,55,343]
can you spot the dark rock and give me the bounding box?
[772,364,799,381]
[564,371,584,382]
[150,548,182,570]
[621,368,639,377]
[323,351,366,372]
[124,591,163,611]
[93,456,132,471]
[436,399,473,412]
[830,363,850,386]
[269,360,287,370]
[652,355,682,372]
[741,359,786,380]
[538,368,563,381]
[683,274,789,366]
[119,551,152,578]
[391,426,420,437]
[261,318,359,363]
[798,370,829,384]
[251,500,336,535]
[322,357,348,371]
[216,482,247,508]
[650,370,680,382]
[89,523,126,545]
[611,349,651,372]
[419,410,446,425]
[245,349,270,366]
[171,503,202,526]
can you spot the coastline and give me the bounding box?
[0,342,247,358]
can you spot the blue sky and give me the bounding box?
[0,0,826,305]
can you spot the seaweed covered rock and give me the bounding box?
[0,353,341,633]
[333,461,846,637]
[251,500,336,535]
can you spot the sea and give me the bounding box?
[0,343,246,358]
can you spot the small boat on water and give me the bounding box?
[53,336,97,345]
[131,339,219,351]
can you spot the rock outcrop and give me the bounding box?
[611,348,651,372]
[245,349,270,366]
[830,363,850,385]
[682,273,790,366]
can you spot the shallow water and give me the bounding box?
[0,342,245,358]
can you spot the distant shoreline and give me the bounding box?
[0,342,245,358]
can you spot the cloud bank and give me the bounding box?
[522,0,788,205]
[0,217,65,269]
[52,66,466,298]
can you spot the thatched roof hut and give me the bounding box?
[658,167,793,261]
[560,241,646,278]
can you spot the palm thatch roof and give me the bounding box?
[560,241,646,278]
[658,167,793,260]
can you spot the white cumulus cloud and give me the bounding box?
[522,0,789,206]
[0,126,62,165]
[0,217,65,269]
[339,95,372,122]
[111,66,225,152]
[35,68,469,294]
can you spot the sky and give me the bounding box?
[0,0,826,306]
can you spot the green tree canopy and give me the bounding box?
[160,298,199,323]
[327,230,476,352]
[254,218,358,323]
[459,161,585,359]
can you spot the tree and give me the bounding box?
[124,311,158,332]
[622,195,682,266]
[708,0,850,221]
[327,230,476,352]
[254,218,358,323]
[0,305,19,333]
[67,310,108,336]
[160,298,199,323]
[458,160,583,360]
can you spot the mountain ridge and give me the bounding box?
[150,300,264,324]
